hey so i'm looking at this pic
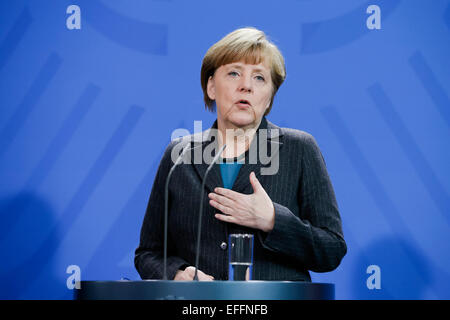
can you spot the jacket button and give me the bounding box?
[220,242,227,250]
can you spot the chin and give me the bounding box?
[228,114,256,128]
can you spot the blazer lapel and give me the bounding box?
[190,123,224,193]
[232,117,283,194]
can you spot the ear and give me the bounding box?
[206,75,216,100]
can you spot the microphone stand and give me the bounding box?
[193,144,227,281]
[163,143,191,280]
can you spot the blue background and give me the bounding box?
[0,0,449,299]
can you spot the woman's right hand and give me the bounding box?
[174,266,214,281]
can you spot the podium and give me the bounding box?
[75,280,334,300]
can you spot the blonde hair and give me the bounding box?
[200,27,286,116]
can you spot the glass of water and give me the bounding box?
[228,234,254,281]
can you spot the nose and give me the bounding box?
[238,74,252,93]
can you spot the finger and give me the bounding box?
[209,199,233,215]
[208,192,235,208]
[215,213,236,224]
[249,171,262,192]
[198,270,214,281]
[199,275,214,281]
[200,274,214,281]
[214,187,243,201]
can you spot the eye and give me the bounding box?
[228,71,239,77]
[255,75,265,82]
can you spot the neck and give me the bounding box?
[217,118,262,159]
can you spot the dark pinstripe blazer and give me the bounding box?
[135,117,346,281]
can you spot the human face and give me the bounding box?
[207,61,273,130]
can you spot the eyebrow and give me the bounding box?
[228,63,268,74]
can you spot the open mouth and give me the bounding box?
[236,99,251,107]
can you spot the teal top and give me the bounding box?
[219,153,245,189]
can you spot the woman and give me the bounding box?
[135,27,346,281]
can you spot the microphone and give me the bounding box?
[193,143,227,281]
[163,142,191,280]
